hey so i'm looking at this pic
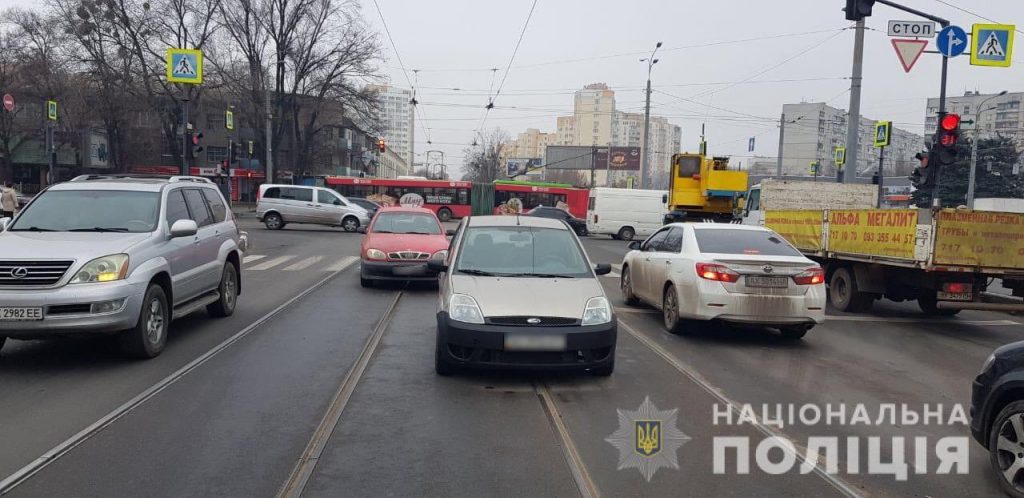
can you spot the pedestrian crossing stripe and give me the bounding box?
[166,48,204,84]
[243,254,357,272]
[970,23,1014,68]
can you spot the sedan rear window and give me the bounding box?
[455,226,591,278]
[694,229,801,256]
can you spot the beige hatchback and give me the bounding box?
[427,215,616,376]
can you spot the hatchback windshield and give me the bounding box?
[10,190,160,233]
[371,212,441,235]
[455,226,592,278]
[694,229,801,256]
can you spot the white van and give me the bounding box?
[586,187,666,241]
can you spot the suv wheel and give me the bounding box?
[120,284,169,358]
[989,401,1024,497]
[342,216,360,232]
[207,262,239,317]
[264,212,284,230]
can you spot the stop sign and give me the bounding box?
[3,94,14,112]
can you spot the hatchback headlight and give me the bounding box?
[582,296,612,325]
[71,254,129,284]
[432,250,448,261]
[365,248,386,260]
[449,293,484,324]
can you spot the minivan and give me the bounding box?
[586,187,666,241]
[257,184,370,232]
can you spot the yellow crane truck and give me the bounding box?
[662,153,748,224]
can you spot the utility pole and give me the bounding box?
[776,113,785,176]
[640,42,662,189]
[843,19,865,183]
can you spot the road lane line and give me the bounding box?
[0,257,359,495]
[536,383,600,498]
[243,255,266,264]
[619,319,862,498]
[277,291,403,498]
[283,256,324,272]
[825,315,1019,325]
[604,272,620,278]
[248,255,296,271]
[612,264,622,272]
[323,256,358,272]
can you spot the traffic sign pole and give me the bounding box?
[877,146,885,208]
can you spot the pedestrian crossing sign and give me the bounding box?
[166,48,203,84]
[874,121,891,148]
[970,24,1014,67]
[834,146,846,166]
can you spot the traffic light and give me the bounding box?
[844,0,875,21]
[910,151,929,188]
[191,132,204,159]
[229,141,240,164]
[936,113,961,164]
[377,138,386,153]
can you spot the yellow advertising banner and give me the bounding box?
[764,210,824,251]
[827,209,918,259]
[933,209,1024,269]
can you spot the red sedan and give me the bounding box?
[360,206,452,287]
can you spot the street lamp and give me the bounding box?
[640,41,662,189]
[967,90,1007,208]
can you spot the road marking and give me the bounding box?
[825,316,1019,325]
[0,256,359,495]
[242,255,266,264]
[247,255,295,271]
[536,383,600,498]
[619,319,862,498]
[612,264,622,272]
[277,291,403,498]
[323,256,358,272]
[283,256,324,272]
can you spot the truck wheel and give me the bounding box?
[988,400,1024,497]
[918,291,961,316]
[829,267,873,312]
[119,284,169,359]
[617,226,636,241]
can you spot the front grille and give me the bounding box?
[0,260,74,286]
[488,316,579,326]
[388,251,430,260]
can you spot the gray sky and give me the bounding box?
[2,0,1020,176]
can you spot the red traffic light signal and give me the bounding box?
[940,114,961,131]
[377,138,386,153]
[939,133,958,147]
[192,132,203,145]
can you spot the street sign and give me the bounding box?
[891,39,928,72]
[937,25,968,58]
[887,20,936,38]
[809,161,820,175]
[874,121,892,148]
[971,23,1015,67]
[46,100,57,121]
[225,110,234,130]
[166,48,203,84]
[2,94,14,112]
[747,136,755,152]
[834,146,846,166]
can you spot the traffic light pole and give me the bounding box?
[180,98,189,176]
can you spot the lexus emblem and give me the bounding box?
[527,317,542,324]
[761,265,774,274]
[10,267,28,279]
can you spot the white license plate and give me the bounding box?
[504,334,567,351]
[746,276,788,288]
[0,307,43,321]
[937,291,972,301]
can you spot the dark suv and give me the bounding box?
[971,341,1024,497]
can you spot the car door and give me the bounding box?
[645,226,684,301]
[201,186,234,252]
[164,188,204,303]
[634,228,670,302]
[315,188,345,225]
[278,187,315,223]
[182,188,223,293]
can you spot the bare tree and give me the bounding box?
[461,128,509,183]
[544,169,587,187]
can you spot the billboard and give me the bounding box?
[608,147,640,170]
[84,129,110,169]
[506,158,542,177]
[544,145,639,170]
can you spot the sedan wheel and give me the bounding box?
[662,285,687,335]
[621,267,640,306]
[990,401,1024,497]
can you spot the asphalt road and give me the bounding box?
[1,222,1022,497]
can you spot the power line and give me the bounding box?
[933,0,1024,35]
[370,0,432,145]
[476,0,539,137]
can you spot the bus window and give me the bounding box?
[457,189,469,205]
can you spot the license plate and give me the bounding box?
[504,334,567,351]
[392,265,427,276]
[746,276,788,288]
[937,291,972,301]
[0,307,43,321]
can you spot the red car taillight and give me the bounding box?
[793,267,825,285]
[695,262,739,283]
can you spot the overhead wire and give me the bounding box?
[371,0,433,145]
[932,0,1024,35]
[476,0,540,138]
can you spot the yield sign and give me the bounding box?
[891,39,928,72]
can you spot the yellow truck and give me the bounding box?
[662,153,748,224]
[742,180,1024,314]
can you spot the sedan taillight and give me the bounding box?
[695,262,740,283]
[793,267,825,285]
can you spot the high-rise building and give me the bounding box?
[573,83,616,146]
[368,84,414,172]
[781,102,924,179]
[613,112,681,188]
[924,91,1024,146]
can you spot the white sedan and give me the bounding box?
[620,223,825,339]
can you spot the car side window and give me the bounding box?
[183,189,214,227]
[201,189,227,223]
[263,187,280,199]
[165,189,191,227]
[663,227,684,253]
[281,187,313,202]
[317,190,342,205]
[642,229,669,252]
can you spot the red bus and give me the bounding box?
[325,177,472,221]
[494,180,589,218]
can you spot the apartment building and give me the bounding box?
[367,84,415,170]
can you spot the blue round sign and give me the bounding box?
[937,25,968,57]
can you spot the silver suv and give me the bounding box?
[0,175,248,358]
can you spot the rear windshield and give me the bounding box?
[694,229,801,256]
[455,226,591,278]
[371,212,441,234]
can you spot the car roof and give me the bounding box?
[376,206,436,215]
[467,215,568,229]
[47,175,216,193]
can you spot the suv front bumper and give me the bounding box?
[0,280,146,338]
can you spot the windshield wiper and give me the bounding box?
[69,227,130,232]
[10,226,55,232]
[457,269,498,276]
[503,272,576,278]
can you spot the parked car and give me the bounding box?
[971,341,1024,497]
[0,175,247,358]
[586,187,666,241]
[527,206,588,236]
[256,184,370,232]
[428,215,615,376]
[347,197,382,219]
[359,206,451,287]
[621,223,825,339]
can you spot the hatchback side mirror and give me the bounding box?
[427,259,448,272]
[594,263,612,276]
[170,219,198,238]
[628,241,641,250]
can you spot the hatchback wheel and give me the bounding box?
[207,262,239,317]
[989,401,1024,497]
[663,285,687,335]
[120,284,169,358]
[621,266,640,306]
[264,213,284,230]
[342,216,360,232]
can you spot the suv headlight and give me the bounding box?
[365,248,386,260]
[71,254,129,284]
[449,293,484,324]
[582,296,611,325]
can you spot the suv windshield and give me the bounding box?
[694,229,801,256]
[10,190,160,233]
[455,226,592,278]
[371,212,441,234]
